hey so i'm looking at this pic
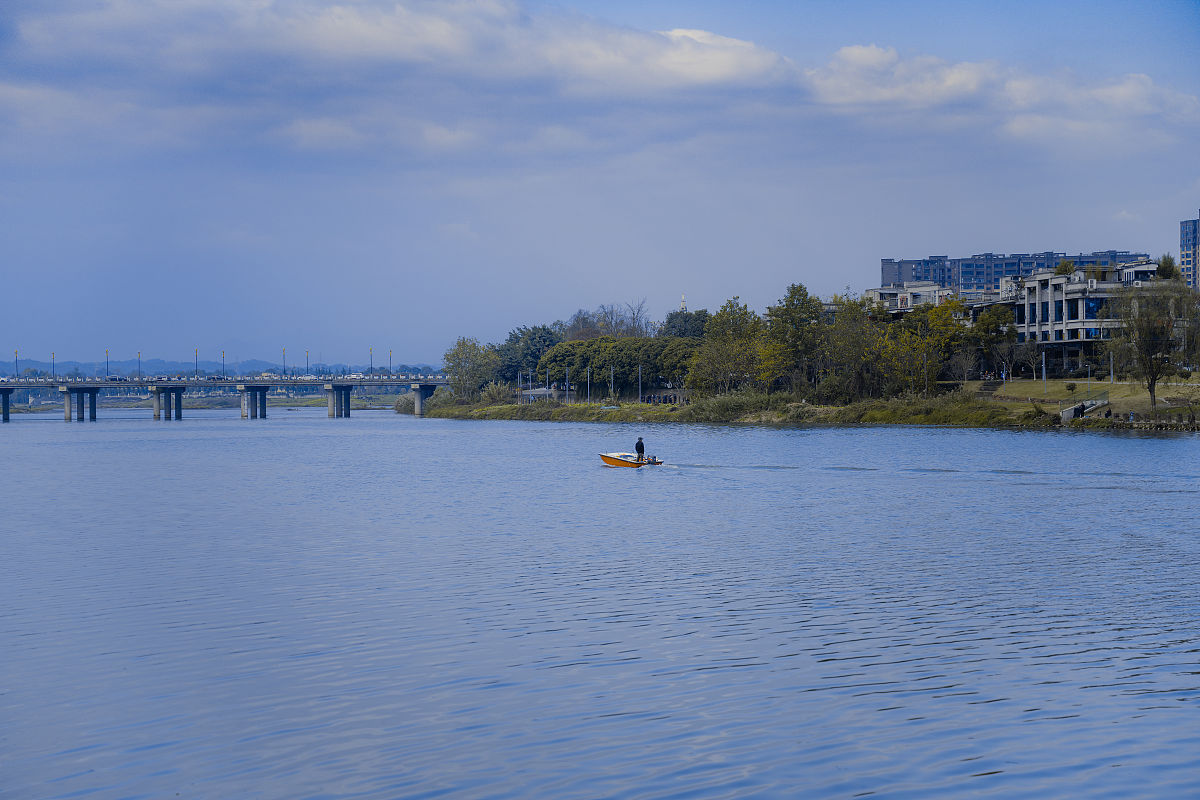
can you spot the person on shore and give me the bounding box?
[635,437,644,462]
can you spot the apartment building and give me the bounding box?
[881,250,1149,294]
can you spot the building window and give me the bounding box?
[1085,298,1104,320]
[1054,300,1063,322]
[1067,299,1079,320]
[1040,331,1048,341]
[1054,330,1063,340]
[1041,301,1049,321]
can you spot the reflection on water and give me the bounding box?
[2,410,1198,798]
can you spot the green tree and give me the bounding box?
[758,283,824,392]
[443,337,500,402]
[1107,280,1200,412]
[495,325,562,382]
[1054,259,1076,276]
[659,308,710,338]
[815,296,885,402]
[687,297,763,395]
[1156,253,1180,281]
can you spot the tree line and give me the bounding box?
[444,264,1200,411]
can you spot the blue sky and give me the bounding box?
[2,0,1198,365]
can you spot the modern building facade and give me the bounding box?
[1182,210,1198,289]
[862,281,957,311]
[1006,259,1160,368]
[881,250,1150,295]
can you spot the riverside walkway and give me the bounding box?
[0,375,447,422]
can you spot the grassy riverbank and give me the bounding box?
[421,391,1061,428]
[418,378,1200,429]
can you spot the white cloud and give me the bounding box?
[805,45,997,107]
[1,2,1196,162]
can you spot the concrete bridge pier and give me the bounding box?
[174,389,183,420]
[1,388,11,422]
[325,385,352,418]
[411,384,437,416]
[163,390,173,420]
[153,390,162,420]
[59,387,100,421]
[238,385,269,420]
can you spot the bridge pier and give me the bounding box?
[60,387,101,421]
[1,388,10,422]
[237,385,269,420]
[411,383,437,416]
[324,385,352,418]
[163,389,173,420]
[174,389,183,420]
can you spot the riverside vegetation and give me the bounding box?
[404,267,1200,429]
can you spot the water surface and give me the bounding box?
[2,410,1198,798]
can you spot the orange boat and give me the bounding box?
[599,452,663,468]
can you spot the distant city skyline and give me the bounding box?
[2,0,1197,362]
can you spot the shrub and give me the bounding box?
[1065,382,1076,394]
[480,381,514,405]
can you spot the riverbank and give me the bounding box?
[420,392,1058,428]
[418,384,1200,430]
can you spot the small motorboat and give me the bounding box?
[600,452,663,468]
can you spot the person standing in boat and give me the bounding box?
[635,437,645,462]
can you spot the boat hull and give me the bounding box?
[600,452,662,468]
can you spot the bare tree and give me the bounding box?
[948,347,978,384]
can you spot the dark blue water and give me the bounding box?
[2,409,1198,799]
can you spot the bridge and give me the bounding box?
[0,375,448,422]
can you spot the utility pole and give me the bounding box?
[195,348,198,378]
[587,366,590,404]
[1041,350,1046,394]
[282,347,286,376]
[610,364,614,399]
[221,350,225,379]
[370,347,373,374]
[638,364,642,403]
[389,349,392,374]
[306,349,309,375]
[51,352,55,378]
[105,349,109,378]
[137,351,141,379]
[566,366,570,404]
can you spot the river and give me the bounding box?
[2,409,1198,798]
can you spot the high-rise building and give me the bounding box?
[1181,210,1198,288]
[881,250,1149,295]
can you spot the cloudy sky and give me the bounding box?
[2,0,1198,365]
